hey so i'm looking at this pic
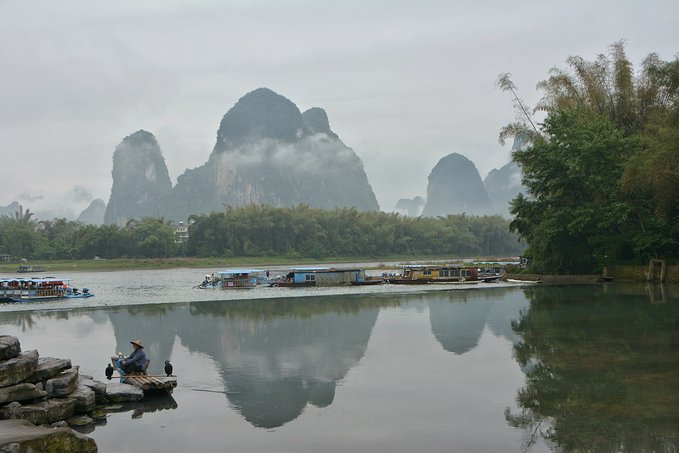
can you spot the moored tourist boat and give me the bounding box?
[386,265,480,284]
[198,269,266,289]
[16,265,46,273]
[0,277,94,302]
[270,267,368,287]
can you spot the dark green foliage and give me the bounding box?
[0,214,179,260]
[510,110,639,273]
[185,204,524,258]
[0,205,523,260]
[502,43,679,273]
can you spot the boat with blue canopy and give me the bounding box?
[0,277,94,303]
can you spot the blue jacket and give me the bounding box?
[125,348,147,369]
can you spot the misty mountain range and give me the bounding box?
[2,88,525,224]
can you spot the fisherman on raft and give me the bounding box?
[117,339,147,374]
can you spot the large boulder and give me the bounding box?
[77,376,106,397]
[27,357,72,383]
[0,337,20,361]
[0,398,77,425]
[104,383,143,403]
[0,383,46,404]
[69,385,96,415]
[45,367,79,397]
[0,351,38,388]
[0,419,97,452]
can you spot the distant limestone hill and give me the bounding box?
[0,201,20,217]
[104,130,173,225]
[160,88,379,220]
[421,153,491,217]
[394,196,425,217]
[483,135,527,217]
[77,198,107,225]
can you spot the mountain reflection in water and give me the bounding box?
[2,284,677,452]
[106,296,397,428]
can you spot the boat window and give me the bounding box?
[441,270,449,277]
[305,274,316,281]
[423,270,432,275]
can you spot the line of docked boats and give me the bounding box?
[0,263,507,303]
[196,264,506,289]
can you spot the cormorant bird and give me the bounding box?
[164,360,173,377]
[105,363,114,380]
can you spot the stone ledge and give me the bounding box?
[27,357,72,383]
[0,351,38,389]
[0,383,46,405]
[0,419,97,452]
[45,367,79,398]
[0,337,20,362]
[0,398,77,426]
[104,383,143,403]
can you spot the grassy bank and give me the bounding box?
[0,255,512,273]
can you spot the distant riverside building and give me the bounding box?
[174,221,190,244]
[0,254,10,262]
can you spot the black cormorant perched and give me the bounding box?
[105,363,114,380]
[164,360,173,377]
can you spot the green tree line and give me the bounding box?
[0,210,179,260]
[185,204,523,258]
[499,42,679,273]
[0,204,524,260]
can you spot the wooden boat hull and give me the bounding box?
[386,278,430,285]
[1,293,94,303]
[351,279,385,286]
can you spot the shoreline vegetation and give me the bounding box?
[0,255,519,273]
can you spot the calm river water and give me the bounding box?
[1,268,678,452]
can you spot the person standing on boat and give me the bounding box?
[117,339,147,374]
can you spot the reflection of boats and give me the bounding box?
[17,265,46,273]
[198,269,267,289]
[270,267,368,287]
[0,277,94,302]
[387,265,481,284]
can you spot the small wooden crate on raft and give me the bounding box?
[111,357,177,392]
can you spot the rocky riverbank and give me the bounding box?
[0,335,154,452]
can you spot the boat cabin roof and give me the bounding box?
[217,268,264,275]
[0,277,70,283]
[290,267,363,273]
[402,264,469,270]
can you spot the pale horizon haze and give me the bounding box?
[1,0,677,218]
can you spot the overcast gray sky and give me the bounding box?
[1,0,677,217]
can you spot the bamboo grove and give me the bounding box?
[0,205,524,261]
[499,42,679,273]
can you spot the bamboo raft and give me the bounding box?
[111,357,177,392]
[122,374,177,392]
